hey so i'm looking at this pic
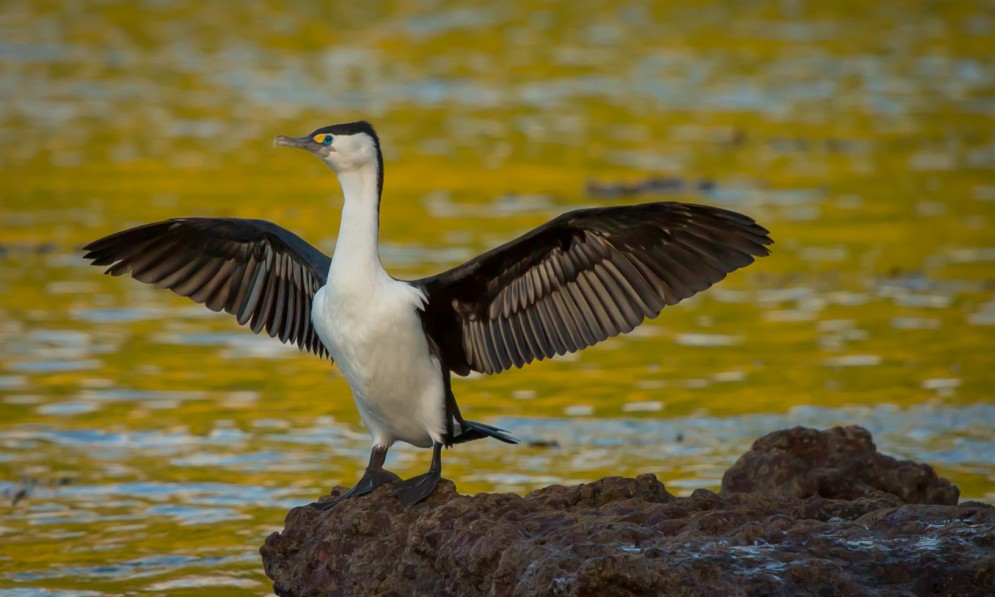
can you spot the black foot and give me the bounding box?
[392,470,441,506]
[343,468,401,499]
[310,498,340,511]
[309,468,401,510]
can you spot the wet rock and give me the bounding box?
[721,425,960,504]
[2,474,76,506]
[586,176,716,198]
[261,427,992,596]
[0,242,58,258]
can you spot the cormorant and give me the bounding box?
[83,121,772,506]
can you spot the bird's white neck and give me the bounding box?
[329,165,385,284]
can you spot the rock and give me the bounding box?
[261,427,994,596]
[721,425,960,504]
[585,176,716,198]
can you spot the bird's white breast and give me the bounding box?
[311,272,445,449]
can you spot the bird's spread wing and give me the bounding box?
[416,202,772,375]
[83,218,332,358]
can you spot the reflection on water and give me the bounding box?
[2,0,994,594]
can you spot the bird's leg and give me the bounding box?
[343,445,402,498]
[392,442,443,507]
[311,445,400,510]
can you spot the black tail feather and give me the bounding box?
[452,420,519,445]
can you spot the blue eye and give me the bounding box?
[322,135,333,146]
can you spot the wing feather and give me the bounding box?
[417,202,771,375]
[83,217,331,358]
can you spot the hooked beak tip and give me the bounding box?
[274,135,304,149]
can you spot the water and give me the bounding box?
[1,1,994,594]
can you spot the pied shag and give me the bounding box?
[83,121,772,506]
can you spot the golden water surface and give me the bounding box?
[1,1,994,594]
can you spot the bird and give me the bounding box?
[83,121,772,507]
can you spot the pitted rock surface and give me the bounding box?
[261,427,993,596]
[721,425,960,504]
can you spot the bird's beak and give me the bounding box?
[274,135,311,150]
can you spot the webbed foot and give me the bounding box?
[310,445,399,510]
[392,441,443,506]
[392,470,441,506]
[345,468,401,498]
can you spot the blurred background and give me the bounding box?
[1,0,993,594]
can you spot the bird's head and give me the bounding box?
[275,121,384,197]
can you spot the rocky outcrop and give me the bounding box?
[261,426,994,596]
[721,425,960,504]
